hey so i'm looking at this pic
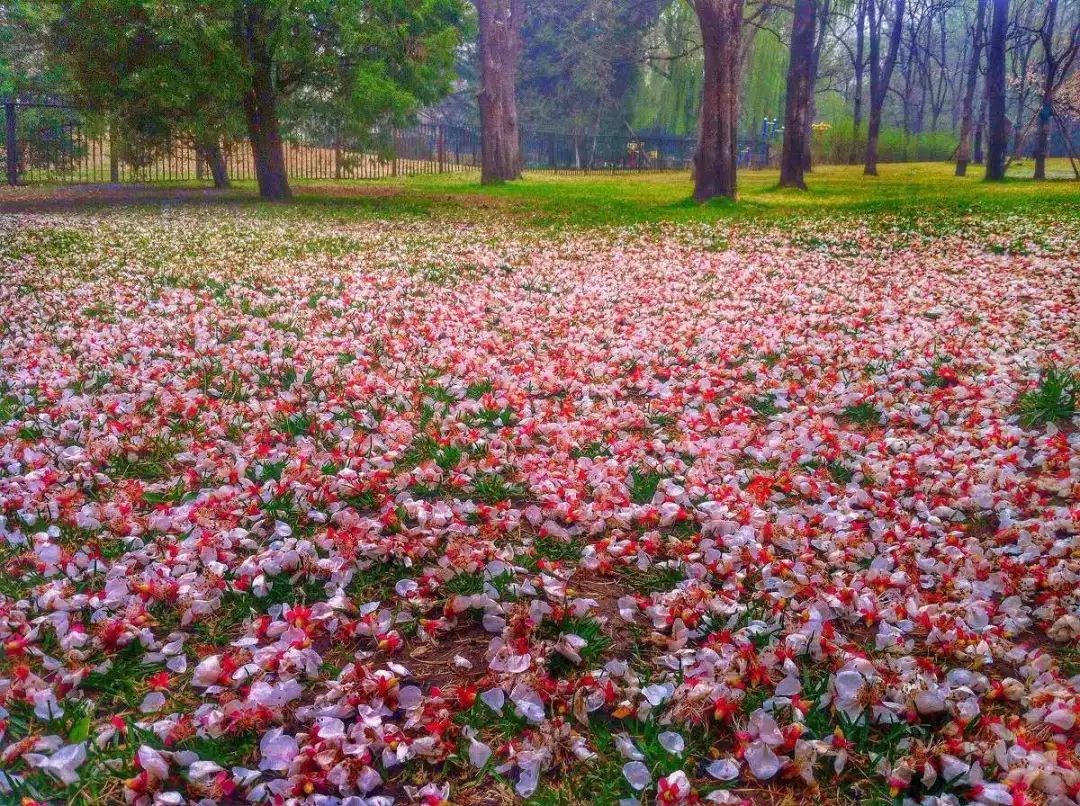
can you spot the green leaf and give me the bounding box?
[68,712,92,742]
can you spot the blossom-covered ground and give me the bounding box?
[0,200,1078,806]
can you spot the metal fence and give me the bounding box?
[2,95,770,186]
[1,96,484,185]
[520,130,765,172]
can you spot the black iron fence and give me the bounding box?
[2,95,771,186]
[521,130,766,172]
[1,97,484,185]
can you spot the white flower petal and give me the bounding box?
[622,761,651,790]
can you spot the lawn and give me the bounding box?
[3,159,1079,230]
[298,159,1079,228]
[0,164,1078,805]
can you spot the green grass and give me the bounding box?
[470,471,527,504]
[538,614,612,676]
[268,160,1080,229]
[16,160,1076,231]
[627,467,663,504]
[1017,365,1078,428]
[841,401,880,425]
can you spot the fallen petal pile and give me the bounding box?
[0,208,1078,805]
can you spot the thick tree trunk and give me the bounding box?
[475,0,523,184]
[243,90,290,200]
[851,0,866,164]
[692,0,744,202]
[955,0,987,176]
[864,0,906,176]
[239,4,290,200]
[781,0,817,188]
[197,141,230,189]
[985,0,1009,180]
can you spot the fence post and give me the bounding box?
[5,99,17,186]
[437,125,445,173]
[108,124,120,182]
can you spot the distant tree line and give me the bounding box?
[1,0,1077,200]
[468,0,1077,197]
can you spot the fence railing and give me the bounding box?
[519,130,768,172]
[2,95,773,186]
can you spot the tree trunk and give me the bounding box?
[1033,0,1060,180]
[781,0,817,188]
[851,0,866,164]
[243,90,290,200]
[974,88,987,163]
[475,0,523,184]
[900,20,917,136]
[955,0,987,176]
[803,0,830,172]
[238,4,290,200]
[197,141,230,189]
[1034,107,1052,179]
[864,0,906,176]
[985,0,1009,180]
[692,0,744,202]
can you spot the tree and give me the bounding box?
[850,0,869,163]
[1032,0,1080,179]
[956,0,987,175]
[0,1,65,96]
[781,0,818,188]
[475,0,524,183]
[44,0,240,189]
[692,0,744,201]
[515,0,663,168]
[864,0,906,175]
[985,0,1009,179]
[43,0,466,200]
[803,0,831,171]
[1007,0,1042,158]
[627,1,706,136]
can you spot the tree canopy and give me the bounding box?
[24,0,468,196]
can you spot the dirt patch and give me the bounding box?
[569,571,641,661]
[404,619,493,689]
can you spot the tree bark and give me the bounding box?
[781,0,817,188]
[692,0,744,202]
[864,0,905,176]
[803,0,830,172]
[238,4,291,200]
[985,0,1009,180]
[1033,0,1060,180]
[851,0,867,164]
[197,141,230,189]
[956,0,987,176]
[475,0,523,184]
[974,87,987,163]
